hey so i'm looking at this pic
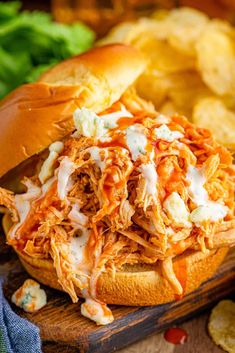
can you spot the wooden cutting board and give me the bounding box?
[2,248,235,353]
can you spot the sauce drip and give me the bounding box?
[17,182,58,240]
[173,257,187,300]
[164,327,188,345]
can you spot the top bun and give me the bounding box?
[0,44,146,177]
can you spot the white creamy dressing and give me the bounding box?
[67,199,114,325]
[68,209,114,325]
[125,124,147,161]
[69,231,90,265]
[154,124,184,142]
[186,165,208,205]
[73,108,107,138]
[67,212,91,300]
[73,107,148,163]
[120,199,135,220]
[86,147,107,172]
[100,104,133,129]
[164,192,192,228]
[39,141,64,184]
[57,157,76,200]
[138,162,158,200]
[10,180,41,239]
[190,204,229,225]
[186,165,228,224]
[166,227,175,236]
[155,114,170,124]
[68,203,88,229]
[81,298,114,325]
[98,135,112,143]
[10,176,58,240]
[39,151,58,184]
[73,106,132,139]
[41,176,56,195]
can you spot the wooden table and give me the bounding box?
[117,314,224,353]
[41,313,224,353]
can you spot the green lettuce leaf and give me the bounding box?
[0,2,95,99]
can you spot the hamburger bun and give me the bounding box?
[18,247,228,306]
[1,44,233,308]
[2,213,229,306]
[0,44,146,178]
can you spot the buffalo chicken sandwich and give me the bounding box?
[0,45,234,325]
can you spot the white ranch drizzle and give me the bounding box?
[57,157,76,200]
[186,165,228,225]
[86,147,107,172]
[138,162,158,200]
[164,192,192,228]
[9,180,41,239]
[39,141,64,184]
[125,124,147,161]
[154,124,184,142]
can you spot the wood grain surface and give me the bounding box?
[41,312,226,353]
[1,248,235,353]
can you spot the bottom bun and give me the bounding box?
[17,248,228,306]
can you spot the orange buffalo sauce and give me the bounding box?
[16,182,59,242]
[164,327,188,345]
[173,257,187,300]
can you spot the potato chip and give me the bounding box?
[134,17,170,42]
[137,70,212,118]
[166,71,212,111]
[98,21,149,46]
[196,23,235,95]
[208,300,235,353]
[100,7,235,150]
[135,35,195,73]
[151,9,169,21]
[210,18,235,38]
[136,70,207,116]
[159,100,178,116]
[136,71,169,107]
[159,100,190,118]
[163,7,209,55]
[98,18,167,46]
[222,94,235,110]
[193,97,235,149]
[100,9,205,74]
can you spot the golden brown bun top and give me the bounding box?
[39,44,146,100]
[0,44,146,177]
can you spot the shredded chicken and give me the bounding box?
[161,257,183,296]
[0,187,18,222]
[0,93,234,324]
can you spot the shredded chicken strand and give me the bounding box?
[0,91,234,315]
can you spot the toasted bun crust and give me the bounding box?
[0,44,146,177]
[17,247,228,306]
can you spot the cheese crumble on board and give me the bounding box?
[11,279,47,313]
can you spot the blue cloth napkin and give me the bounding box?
[0,278,42,353]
